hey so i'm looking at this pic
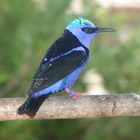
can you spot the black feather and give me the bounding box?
[17,94,49,117]
[46,29,82,59]
[29,50,88,95]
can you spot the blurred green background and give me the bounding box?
[0,0,140,140]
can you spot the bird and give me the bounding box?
[17,17,115,117]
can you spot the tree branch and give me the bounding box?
[0,94,140,121]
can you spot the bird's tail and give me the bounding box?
[17,94,49,118]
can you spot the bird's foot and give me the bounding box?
[65,88,80,100]
[72,92,80,100]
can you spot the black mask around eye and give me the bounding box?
[82,27,99,34]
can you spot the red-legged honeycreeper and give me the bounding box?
[17,17,115,117]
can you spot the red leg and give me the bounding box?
[65,88,80,100]
[72,92,80,100]
[65,88,71,94]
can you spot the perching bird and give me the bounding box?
[17,17,115,117]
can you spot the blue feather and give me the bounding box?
[66,17,96,29]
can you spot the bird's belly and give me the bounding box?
[62,61,88,88]
[65,68,83,87]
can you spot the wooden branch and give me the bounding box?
[0,94,140,121]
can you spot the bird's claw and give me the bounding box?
[65,88,80,100]
[72,92,80,100]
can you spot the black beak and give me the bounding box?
[95,27,116,33]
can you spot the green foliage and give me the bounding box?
[0,0,140,140]
[0,0,70,97]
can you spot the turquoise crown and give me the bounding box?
[66,17,96,29]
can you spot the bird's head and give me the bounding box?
[66,17,115,47]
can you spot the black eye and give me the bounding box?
[82,27,99,34]
[82,27,94,34]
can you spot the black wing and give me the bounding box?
[28,48,88,95]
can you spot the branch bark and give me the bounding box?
[0,94,140,121]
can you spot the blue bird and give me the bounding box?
[17,17,115,117]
